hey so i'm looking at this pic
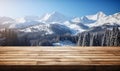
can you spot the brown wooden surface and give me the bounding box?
[0,47,120,71]
[0,47,120,65]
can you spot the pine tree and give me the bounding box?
[1,29,18,46]
[82,33,90,46]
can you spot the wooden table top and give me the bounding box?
[0,47,120,65]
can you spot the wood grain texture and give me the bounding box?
[0,47,120,65]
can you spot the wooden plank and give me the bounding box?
[0,55,118,58]
[0,47,120,66]
[0,47,120,51]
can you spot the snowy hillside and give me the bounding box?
[0,11,120,46]
[40,11,70,23]
[0,17,15,29]
[89,12,120,27]
[0,11,120,35]
[72,12,106,24]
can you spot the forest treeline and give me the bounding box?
[0,27,120,46]
[77,27,120,46]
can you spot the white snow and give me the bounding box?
[0,17,15,25]
[40,11,69,23]
[79,12,106,25]
[89,12,120,27]
[68,24,86,34]
[71,17,81,23]
[0,11,120,35]
[20,24,53,34]
[40,13,51,21]
[15,17,26,23]
[85,11,106,21]
[52,40,76,46]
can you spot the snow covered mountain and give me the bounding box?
[67,12,120,33]
[0,11,120,35]
[20,24,53,35]
[19,23,72,36]
[62,12,107,33]
[15,16,40,23]
[73,12,120,28]
[10,16,40,28]
[0,17,15,29]
[82,12,106,23]
[64,21,89,34]
[10,12,70,29]
[89,12,120,27]
[40,11,70,23]
[0,11,120,46]
[0,17,15,24]
[72,12,106,24]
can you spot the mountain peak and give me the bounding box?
[71,17,81,23]
[113,12,120,16]
[51,11,60,15]
[84,11,106,20]
[40,11,69,23]
[96,11,106,17]
[97,11,105,14]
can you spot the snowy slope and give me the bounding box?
[53,40,76,46]
[72,12,106,24]
[20,24,53,35]
[71,17,81,23]
[19,23,72,35]
[64,21,88,34]
[85,12,106,21]
[40,11,70,23]
[0,17,15,29]
[10,21,41,29]
[0,11,120,35]
[64,12,120,34]
[89,12,120,27]
[71,12,120,29]
[10,12,70,29]
[0,17,15,25]
[10,16,40,28]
